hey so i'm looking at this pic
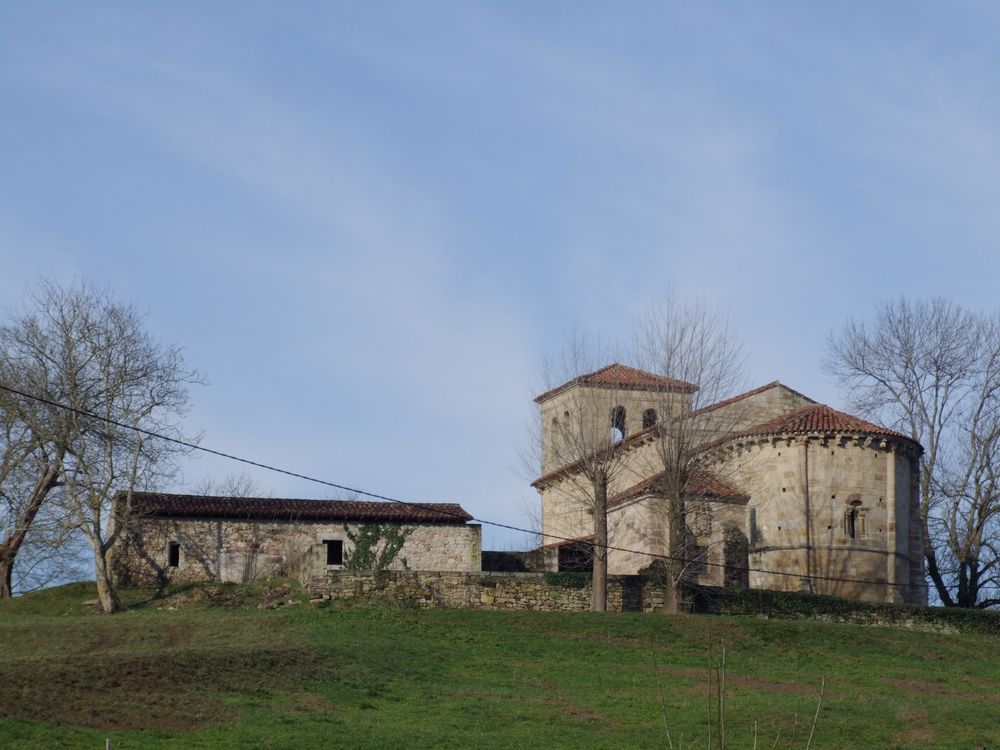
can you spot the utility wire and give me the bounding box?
[3,382,997,595]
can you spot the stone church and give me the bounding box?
[532,364,927,604]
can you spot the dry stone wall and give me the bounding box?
[306,570,660,612]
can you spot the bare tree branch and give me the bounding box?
[826,297,1000,607]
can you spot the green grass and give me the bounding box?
[1,583,997,749]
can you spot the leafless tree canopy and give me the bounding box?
[826,297,1000,608]
[530,329,628,611]
[0,279,202,611]
[530,305,748,612]
[635,299,747,413]
[633,300,749,611]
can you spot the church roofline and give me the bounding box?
[532,380,818,488]
[712,403,924,454]
[611,471,749,507]
[688,380,816,417]
[531,425,660,489]
[533,363,698,404]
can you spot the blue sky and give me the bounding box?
[3,2,1000,548]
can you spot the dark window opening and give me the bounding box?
[847,501,863,539]
[324,539,344,566]
[611,405,627,442]
[642,408,658,428]
[168,542,180,568]
[557,542,593,572]
[749,508,763,546]
[723,524,749,589]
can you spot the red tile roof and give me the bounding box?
[731,404,915,444]
[689,381,816,417]
[611,471,748,507]
[534,363,698,404]
[127,492,473,524]
[531,425,660,488]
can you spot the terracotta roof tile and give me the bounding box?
[611,471,748,507]
[731,404,914,444]
[534,363,698,403]
[127,492,473,524]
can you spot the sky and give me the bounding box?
[3,2,1000,549]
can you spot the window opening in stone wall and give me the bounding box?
[610,405,626,442]
[168,541,180,568]
[723,524,749,589]
[324,539,344,566]
[642,408,657,428]
[749,507,763,546]
[846,501,863,539]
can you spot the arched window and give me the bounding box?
[610,405,626,442]
[642,408,658,428]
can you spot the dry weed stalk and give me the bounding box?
[652,638,825,750]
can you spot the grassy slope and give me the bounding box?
[0,583,997,749]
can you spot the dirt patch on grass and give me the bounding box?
[892,706,937,745]
[0,646,336,731]
[166,622,195,648]
[889,678,999,702]
[285,692,338,717]
[544,697,618,730]
[670,667,818,695]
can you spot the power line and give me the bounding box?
[2,382,997,595]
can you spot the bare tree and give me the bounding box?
[0,418,65,597]
[528,330,631,611]
[633,299,749,612]
[0,304,76,598]
[826,297,1000,608]
[0,280,201,612]
[0,449,88,595]
[192,473,270,499]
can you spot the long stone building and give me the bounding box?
[116,493,482,585]
[532,364,926,604]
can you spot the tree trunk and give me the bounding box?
[0,460,61,598]
[94,547,122,614]
[665,493,686,614]
[591,472,608,612]
[0,552,13,599]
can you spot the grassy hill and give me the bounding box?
[0,582,997,749]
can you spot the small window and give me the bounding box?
[846,501,864,539]
[642,408,657,428]
[324,539,344,566]
[168,542,180,568]
[610,405,626,442]
[749,507,762,545]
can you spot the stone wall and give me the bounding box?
[723,435,925,604]
[539,384,691,473]
[305,569,664,612]
[117,516,482,586]
[690,383,815,436]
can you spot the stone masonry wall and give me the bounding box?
[117,516,482,586]
[723,435,924,604]
[306,569,662,612]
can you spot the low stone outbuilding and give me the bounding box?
[116,492,481,585]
